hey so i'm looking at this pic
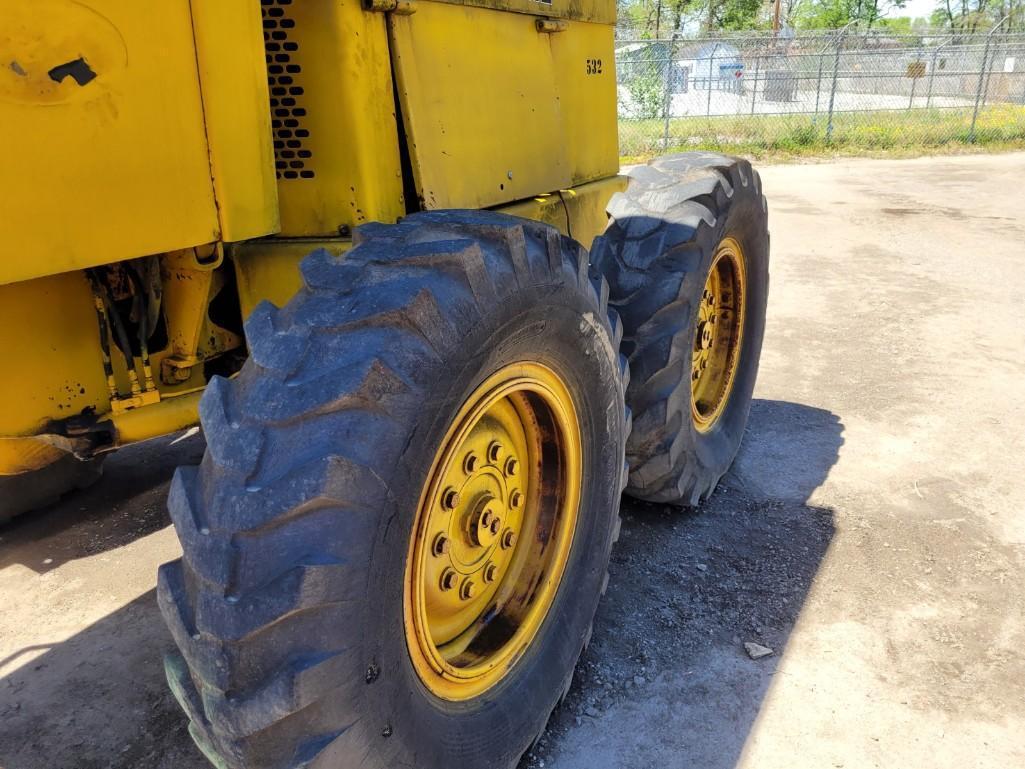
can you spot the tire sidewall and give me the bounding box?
[686,175,770,480]
[359,281,624,767]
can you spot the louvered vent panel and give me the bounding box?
[261,0,314,180]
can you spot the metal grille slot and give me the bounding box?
[261,0,314,180]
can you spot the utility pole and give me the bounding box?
[773,0,782,35]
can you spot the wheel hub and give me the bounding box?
[404,362,581,701]
[691,238,747,432]
[431,454,521,612]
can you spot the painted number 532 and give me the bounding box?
[586,58,603,75]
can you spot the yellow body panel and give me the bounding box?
[0,0,627,483]
[0,1,220,286]
[497,176,626,251]
[0,437,68,476]
[233,239,352,318]
[0,272,110,437]
[390,5,566,209]
[389,2,618,210]
[191,0,280,243]
[549,23,620,186]
[266,0,406,236]
[416,0,615,23]
[559,176,628,248]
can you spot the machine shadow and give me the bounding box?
[0,430,205,574]
[0,399,841,769]
[524,399,844,769]
[0,589,208,769]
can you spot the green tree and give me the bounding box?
[625,60,670,118]
[874,15,913,31]
[708,0,768,30]
[796,0,908,29]
[617,0,767,35]
[931,0,1025,33]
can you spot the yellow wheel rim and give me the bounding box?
[692,237,747,433]
[404,362,582,701]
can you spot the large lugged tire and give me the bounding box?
[592,152,769,506]
[158,211,630,769]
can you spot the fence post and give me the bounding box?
[707,42,721,118]
[969,41,993,141]
[980,38,999,110]
[826,26,850,142]
[970,15,1011,142]
[662,42,673,150]
[750,55,760,115]
[926,37,951,109]
[813,51,825,120]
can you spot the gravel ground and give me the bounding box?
[2,152,1024,769]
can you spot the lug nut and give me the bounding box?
[463,452,479,474]
[441,487,460,510]
[504,457,518,477]
[439,568,458,591]
[500,529,516,550]
[510,490,523,508]
[483,562,498,583]
[459,578,477,600]
[490,518,501,535]
[432,533,450,556]
[481,508,493,527]
[487,441,502,463]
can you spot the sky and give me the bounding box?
[892,0,939,19]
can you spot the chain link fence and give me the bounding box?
[616,29,1025,158]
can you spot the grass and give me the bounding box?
[619,104,1025,163]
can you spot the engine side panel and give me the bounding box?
[388,0,619,210]
[0,1,220,285]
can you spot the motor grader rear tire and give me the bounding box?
[158,211,630,769]
[592,152,769,506]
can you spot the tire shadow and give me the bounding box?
[0,430,205,574]
[0,432,209,768]
[0,588,208,769]
[524,399,843,769]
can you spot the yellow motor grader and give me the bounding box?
[0,1,768,766]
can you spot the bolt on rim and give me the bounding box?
[691,237,747,433]
[404,362,581,701]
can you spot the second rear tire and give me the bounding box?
[593,152,769,506]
